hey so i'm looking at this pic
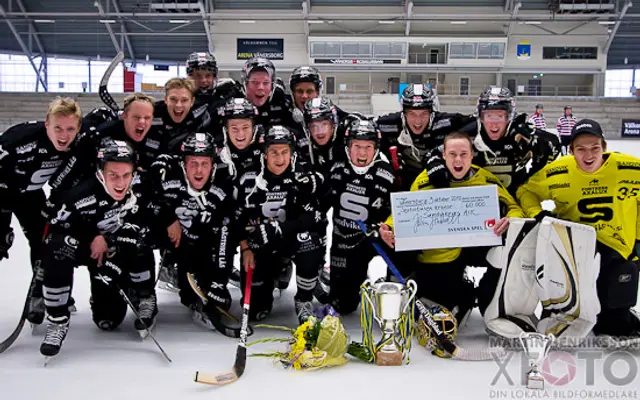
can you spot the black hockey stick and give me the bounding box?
[99,52,124,113]
[356,221,506,361]
[194,267,253,385]
[0,273,37,354]
[95,274,172,363]
[187,272,254,339]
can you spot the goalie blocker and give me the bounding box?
[483,217,601,345]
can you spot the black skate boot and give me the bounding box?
[40,315,70,364]
[157,251,179,293]
[134,294,158,339]
[294,298,315,325]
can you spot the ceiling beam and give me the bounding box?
[505,2,521,40]
[15,0,45,56]
[605,0,633,54]
[405,1,413,36]
[110,0,136,65]
[198,1,214,53]
[0,4,48,90]
[94,1,122,55]
[302,1,310,49]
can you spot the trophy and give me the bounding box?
[361,279,417,366]
[519,332,555,390]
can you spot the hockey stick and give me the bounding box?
[356,221,506,361]
[95,274,172,363]
[0,273,37,354]
[187,272,255,339]
[194,267,254,385]
[99,52,124,113]
[389,146,402,188]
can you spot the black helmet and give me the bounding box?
[186,52,218,76]
[476,86,516,121]
[401,84,437,111]
[289,66,323,93]
[97,138,137,168]
[219,97,258,121]
[181,132,216,158]
[303,96,338,125]
[345,118,381,148]
[535,104,544,109]
[262,125,295,149]
[241,58,276,86]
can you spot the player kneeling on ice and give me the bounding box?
[40,139,158,359]
[151,132,235,330]
[234,126,325,324]
[379,132,524,335]
[514,119,640,347]
[324,118,396,315]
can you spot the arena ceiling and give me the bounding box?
[0,0,637,72]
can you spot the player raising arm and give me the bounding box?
[516,119,640,344]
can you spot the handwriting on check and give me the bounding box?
[395,194,490,233]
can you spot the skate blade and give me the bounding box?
[43,356,54,367]
[137,321,156,339]
[192,313,217,331]
[157,281,179,293]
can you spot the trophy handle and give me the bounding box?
[361,280,383,326]
[544,333,555,355]
[401,279,418,315]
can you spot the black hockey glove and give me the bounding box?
[0,226,14,260]
[295,172,324,195]
[510,114,535,159]
[424,154,450,188]
[205,281,232,312]
[247,220,283,251]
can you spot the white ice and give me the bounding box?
[2,140,640,400]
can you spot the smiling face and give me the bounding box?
[226,118,254,150]
[480,110,510,141]
[404,109,430,134]
[165,88,194,124]
[348,139,376,167]
[246,70,272,108]
[265,144,291,175]
[309,120,334,146]
[185,155,213,190]
[103,161,134,201]
[122,100,154,142]
[45,114,81,151]
[190,69,216,91]
[293,82,319,111]
[571,134,606,173]
[443,137,473,180]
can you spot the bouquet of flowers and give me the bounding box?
[250,305,371,371]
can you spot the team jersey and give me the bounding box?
[385,165,524,264]
[516,152,640,260]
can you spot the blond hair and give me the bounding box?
[46,97,82,127]
[123,93,155,112]
[164,77,195,97]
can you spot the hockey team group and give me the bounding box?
[1,51,639,364]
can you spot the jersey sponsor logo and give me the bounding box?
[431,118,452,130]
[549,183,570,190]
[74,196,97,209]
[146,138,160,150]
[41,160,63,169]
[617,161,640,170]
[365,174,374,180]
[39,147,48,154]
[619,180,640,185]
[581,186,608,195]
[375,168,394,183]
[377,124,397,132]
[209,186,226,200]
[346,183,366,195]
[546,165,568,177]
[589,179,599,185]
[162,180,181,190]
[15,141,37,154]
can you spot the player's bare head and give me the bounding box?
[164,78,195,124]
[122,93,155,142]
[45,97,82,151]
[480,109,509,140]
[103,161,134,201]
[443,132,474,180]
[570,120,607,173]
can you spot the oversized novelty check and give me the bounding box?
[390,185,502,251]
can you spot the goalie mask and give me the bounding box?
[417,305,458,358]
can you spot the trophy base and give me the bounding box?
[375,350,403,366]
[526,375,545,390]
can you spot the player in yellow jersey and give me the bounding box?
[517,119,640,344]
[379,131,524,327]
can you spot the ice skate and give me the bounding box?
[134,294,158,339]
[40,316,70,365]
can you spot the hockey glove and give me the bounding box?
[295,172,324,195]
[0,226,14,260]
[204,281,232,312]
[247,220,283,251]
[424,154,450,188]
[510,114,535,161]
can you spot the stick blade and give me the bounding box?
[194,370,239,386]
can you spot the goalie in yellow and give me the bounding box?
[517,119,640,345]
[379,131,524,331]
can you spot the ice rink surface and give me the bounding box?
[2,140,640,400]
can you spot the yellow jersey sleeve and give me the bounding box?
[515,159,565,217]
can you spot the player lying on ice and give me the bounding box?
[378,131,524,333]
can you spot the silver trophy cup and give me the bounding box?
[362,279,417,366]
[519,332,555,390]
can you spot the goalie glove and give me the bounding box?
[247,220,283,251]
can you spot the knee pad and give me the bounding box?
[331,296,360,316]
[90,274,127,330]
[598,259,639,310]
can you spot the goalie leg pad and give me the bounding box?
[535,217,600,340]
[483,218,540,339]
